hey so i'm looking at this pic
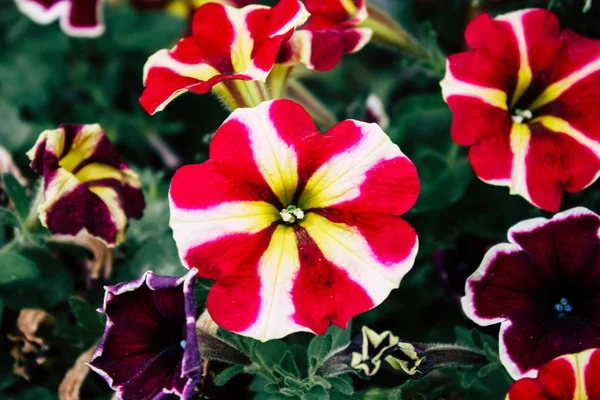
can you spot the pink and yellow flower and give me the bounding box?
[139,0,309,114]
[462,207,600,379]
[277,0,372,71]
[507,348,600,400]
[27,124,145,247]
[169,99,420,341]
[441,9,600,212]
[15,0,104,37]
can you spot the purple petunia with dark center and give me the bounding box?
[461,207,600,380]
[88,269,201,399]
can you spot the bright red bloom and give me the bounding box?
[15,0,103,37]
[441,9,600,212]
[139,0,309,114]
[278,0,372,71]
[462,208,600,379]
[169,99,420,341]
[507,348,600,400]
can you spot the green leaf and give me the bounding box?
[0,247,73,309]
[253,340,288,369]
[302,385,330,400]
[278,351,300,378]
[2,173,29,221]
[0,252,40,284]
[308,334,333,365]
[68,296,105,337]
[328,376,354,396]
[0,208,19,228]
[327,323,352,351]
[214,365,246,387]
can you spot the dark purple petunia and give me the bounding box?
[15,0,104,37]
[462,207,600,380]
[88,269,202,399]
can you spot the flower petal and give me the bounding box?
[140,0,309,114]
[27,124,145,246]
[303,0,367,26]
[298,211,418,331]
[15,0,104,37]
[299,120,419,214]
[88,270,200,400]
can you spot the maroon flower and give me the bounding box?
[462,207,600,379]
[15,0,104,37]
[88,269,201,399]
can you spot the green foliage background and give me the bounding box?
[1,0,600,398]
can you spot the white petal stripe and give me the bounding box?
[299,121,402,210]
[301,213,418,305]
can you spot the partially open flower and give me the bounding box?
[462,207,600,379]
[27,124,145,247]
[169,99,419,341]
[322,326,488,379]
[15,0,104,37]
[139,0,309,114]
[88,269,201,399]
[442,9,600,211]
[49,231,114,281]
[277,0,372,71]
[507,348,600,400]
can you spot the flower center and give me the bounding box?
[280,205,304,224]
[554,297,573,318]
[512,108,533,124]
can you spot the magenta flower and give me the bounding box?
[88,269,201,399]
[462,207,600,379]
[15,0,104,37]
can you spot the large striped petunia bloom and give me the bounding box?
[441,9,600,212]
[277,0,372,71]
[88,269,201,399]
[169,99,420,341]
[507,348,600,400]
[462,207,600,380]
[139,0,309,114]
[27,124,145,247]
[15,0,104,37]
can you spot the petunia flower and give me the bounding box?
[27,124,145,247]
[441,9,600,212]
[15,0,104,37]
[88,269,202,399]
[507,348,600,400]
[462,207,600,379]
[276,0,372,72]
[139,0,310,114]
[169,99,420,341]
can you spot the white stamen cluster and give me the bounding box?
[280,205,304,224]
[512,109,533,124]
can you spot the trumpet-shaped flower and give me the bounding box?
[169,99,419,341]
[139,0,309,114]
[27,124,145,246]
[441,9,600,211]
[462,207,600,379]
[88,269,201,399]
[277,0,372,71]
[15,0,104,37]
[507,348,600,400]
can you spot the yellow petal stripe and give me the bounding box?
[59,124,104,172]
[508,122,531,200]
[241,224,309,341]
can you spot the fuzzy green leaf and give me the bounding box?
[0,252,40,284]
[214,365,246,387]
[0,208,19,228]
[2,173,29,221]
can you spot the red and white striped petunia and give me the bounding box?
[441,9,600,212]
[15,0,104,37]
[169,99,420,341]
[139,0,309,114]
[27,124,145,247]
[507,348,600,400]
[277,0,372,71]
